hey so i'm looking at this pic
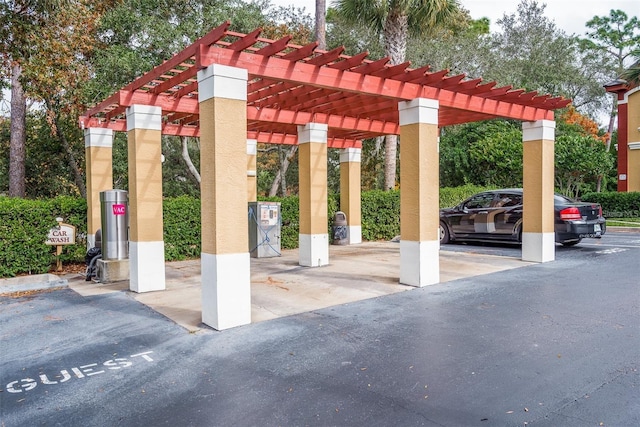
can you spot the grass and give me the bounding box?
[607,218,640,227]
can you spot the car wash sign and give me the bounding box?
[45,221,76,245]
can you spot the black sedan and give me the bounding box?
[439,189,606,246]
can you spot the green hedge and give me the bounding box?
[1,187,488,278]
[163,196,201,260]
[0,196,87,277]
[580,191,640,218]
[262,194,338,249]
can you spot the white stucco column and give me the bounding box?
[522,119,556,263]
[398,98,440,287]
[126,105,166,292]
[340,147,362,244]
[298,123,329,267]
[198,64,251,330]
[84,128,113,250]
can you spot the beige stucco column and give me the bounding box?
[398,98,440,287]
[84,128,113,249]
[626,89,640,191]
[522,120,556,263]
[247,139,257,202]
[630,142,640,191]
[198,64,250,330]
[340,147,362,244]
[126,105,166,292]
[298,123,329,267]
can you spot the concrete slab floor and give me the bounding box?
[67,241,531,333]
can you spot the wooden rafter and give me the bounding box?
[81,21,572,145]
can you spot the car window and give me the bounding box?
[463,193,494,209]
[495,193,522,208]
[554,194,574,203]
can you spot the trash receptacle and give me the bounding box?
[332,211,348,245]
[100,190,129,260]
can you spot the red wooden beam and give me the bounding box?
[328,52,369,70]
[281,42,318,62]
[150,64,198,95]
[255,35,292,57]
[306,46,345,66]
[394,65,431,82]
[228,28,262,51]
[352,57,390,75]
[371,62,410,79]
[248,106,399,135]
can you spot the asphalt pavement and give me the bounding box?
[1,230,639,426]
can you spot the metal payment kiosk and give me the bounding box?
[248,202,281,258]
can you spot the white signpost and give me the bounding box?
[45,217,76,271]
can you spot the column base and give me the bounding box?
[97,259,129,283]
[299,234,329,267]
[347,226,362,244]
[522,232,555,263]
[201,252,251,330]
[130,241,166,293]
[400,240,440,287]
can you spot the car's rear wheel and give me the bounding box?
[561,238,582,247]
[439,222,450,244]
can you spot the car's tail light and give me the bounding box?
[560,207,582,221]
[598,205,603,217]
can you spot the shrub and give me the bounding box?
[163,196,201,260]
[439,184,492,208]
[1,186,497,277]
[580,192,640,218]
[0,197,87,277]
[361,190,400,241]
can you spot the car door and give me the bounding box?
[450,192,496,238]
[491,192,523,238]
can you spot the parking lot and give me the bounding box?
[1,230,639,426]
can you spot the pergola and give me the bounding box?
[80,22,570,330]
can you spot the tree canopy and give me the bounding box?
[0,0,636,199]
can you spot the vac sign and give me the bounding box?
[45,222,76,246]
[112,204,126,215]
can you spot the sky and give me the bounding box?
[273,0,638,37]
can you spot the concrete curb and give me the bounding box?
[0,274,68,295]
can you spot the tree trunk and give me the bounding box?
[47,102,87,197]
[181,136,201,183]
[381,12,408,191]
[384,134,397,190]
[315,0,326,50]
[9,63,26,197]
[269,145,297,197]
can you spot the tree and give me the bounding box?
[439,120,521,188]
[621,58,640,85]
[1,0,116,197]
[315,0,326,50]
[334,0,463,191]
[554,134,613,198]
[582,9,640,151]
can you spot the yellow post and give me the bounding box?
[198,64,251,330]
[298,123,329,267]
[339,147,362,244]
[522,120,556,263]
[84,128,113,250]
[398,98,440,287]
[126,105,166,292]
